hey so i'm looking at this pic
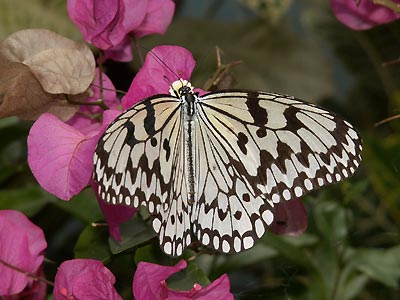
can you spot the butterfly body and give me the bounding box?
[93,83,362,256]
[181,87,198,205]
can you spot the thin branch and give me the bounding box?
[91,222,108,227]
[374,114,400,126]
[0,258,54,286]
[202,48,242,91]
[66,97,108,110]
[133,36,144,65]
[91,83,127,95]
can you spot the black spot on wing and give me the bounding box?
[163,139,171,161]
[246,91,268,125]
[237,132,249,155]
[124,121,139,146]
[144,101,156,136]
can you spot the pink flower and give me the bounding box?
[1,268,47,300]
[331,0,400,30]
[268,198,308,236]
[122,45,197,108]
[67,0,175,62]
[28,70,121,200]
[0,210,47,297]
[132,260,234,300]
[53,259,121,300]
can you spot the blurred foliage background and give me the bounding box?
[1,0,400,299]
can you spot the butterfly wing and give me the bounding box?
[93,95,192,256]
[191,90,362,253]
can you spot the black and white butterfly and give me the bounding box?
[93,80,362,256]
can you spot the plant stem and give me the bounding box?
[0,258,54,286]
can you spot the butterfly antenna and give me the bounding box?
[141,46,182,82]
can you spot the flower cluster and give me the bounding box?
[0,1,235,298]
[0,210,233,299]
[67,0,175,61]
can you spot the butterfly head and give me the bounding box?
[169,79,194,98]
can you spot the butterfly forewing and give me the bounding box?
[93,87,362,257]
[199,90,362,204]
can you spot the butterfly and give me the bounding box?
[93,79,362,256]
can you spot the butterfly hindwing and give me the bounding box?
[191,108,274,253]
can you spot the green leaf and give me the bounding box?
[362,135,400,226]
[335,264,369,300]
[168,261,210,290]
[109,215,156,254]
[350,246,400,288]
[313,199,349,243]
[261,233,317,269]
[50,189,103,223]
[0,186,49,216]
[134,244,160,265]
[210,243,278,277]
[74,223,111,261]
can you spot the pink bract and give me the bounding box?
[28,113,99,200]
[0,210,47,296]
[28,108,121,201]
[53,259,121,300]
[67,0,147,50]
[133,0,175,38]
[68,0,175,61]
[122,45,196,108]
[132,260,234,300]
[331,0,400,30]
[102,36,133,62]
[268,198,308,236]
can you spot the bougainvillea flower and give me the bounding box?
[268,198,308,236]
[101,36,133,63]
[0,210,47,296]
[331,0,400,30]
[133,0,176,38]
[28,113,101,200]
[53,259,121,300]
[122,45,197,108]
[28,109,120,201]
[68,0,175,61]
[132,260,233,300]
[1,268,47,300]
